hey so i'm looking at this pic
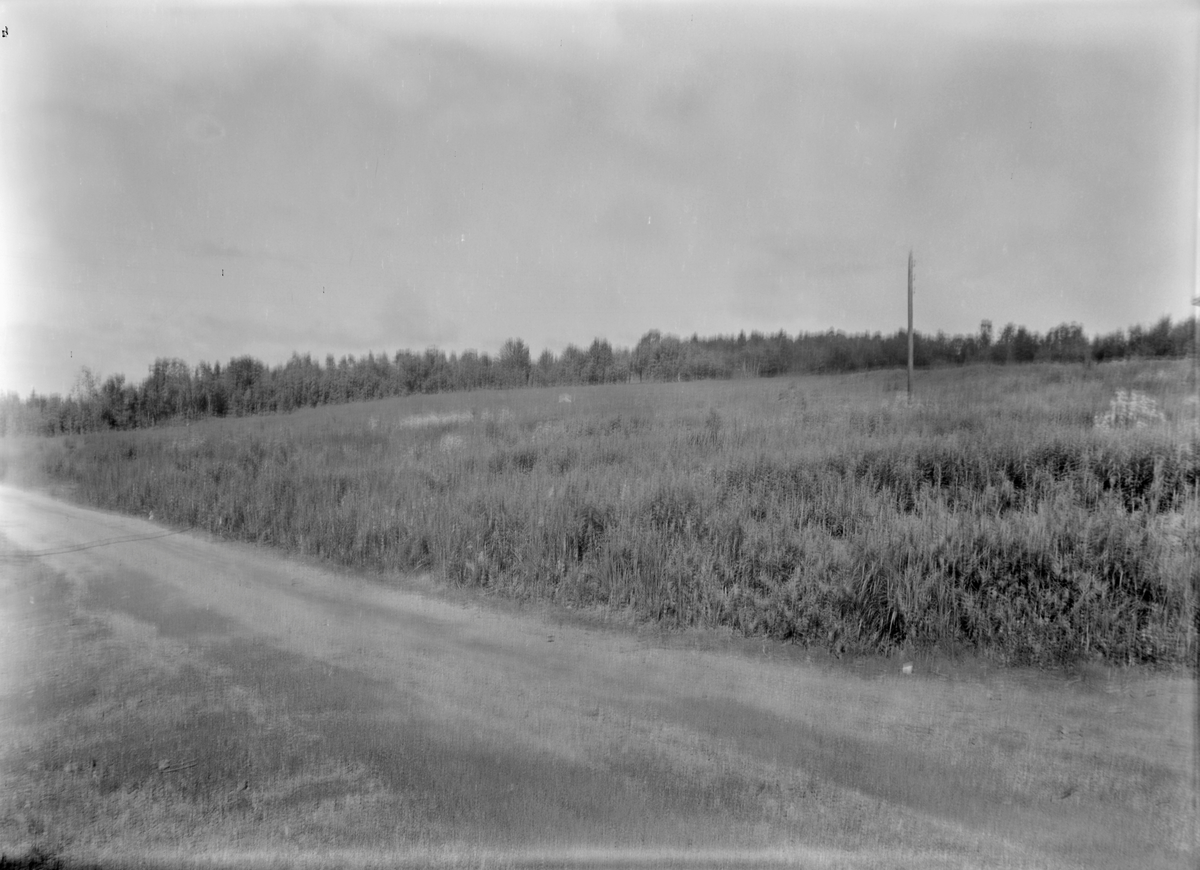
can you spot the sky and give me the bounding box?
[1,1,1197,396]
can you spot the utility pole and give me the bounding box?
[1192,294,1199,389]
[907,249,915,404]
[1193,298,1200,848]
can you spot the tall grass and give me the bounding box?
[11,361,1198,666]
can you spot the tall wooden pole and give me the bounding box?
[1193,294,1198,389]
[907,249,915,404]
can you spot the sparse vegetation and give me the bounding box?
[8,360,1198,667]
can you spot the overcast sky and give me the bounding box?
[2,1,1197,396]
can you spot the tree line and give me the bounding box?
[3,315,1194,437]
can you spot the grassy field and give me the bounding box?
[7,360,1198,667]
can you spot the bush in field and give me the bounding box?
[12,361,1198,667]
[1094,389,1166,430]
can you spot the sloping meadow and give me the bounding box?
[18,361,1198,666]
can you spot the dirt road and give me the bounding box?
[0,484,1194,869]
